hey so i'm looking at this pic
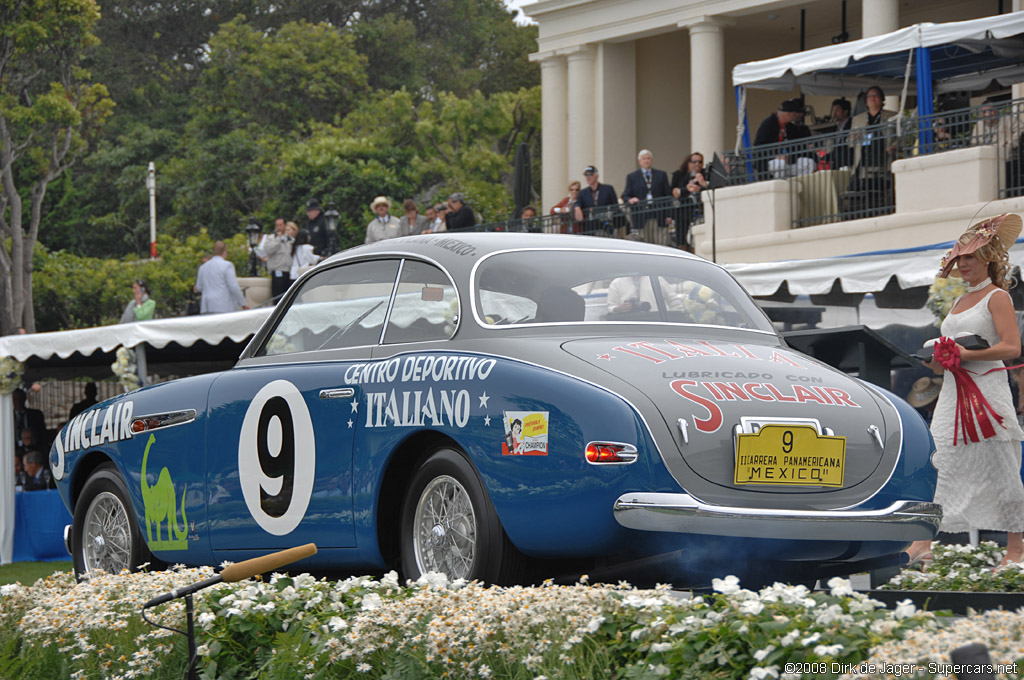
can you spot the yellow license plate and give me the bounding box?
[734,424,846,486]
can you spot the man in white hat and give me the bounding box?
[365,196,401,244]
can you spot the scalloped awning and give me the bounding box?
[732,12,1024,95]
[0,307,272,364]
[725,240,1024,301]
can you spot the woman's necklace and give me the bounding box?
[967,277,992,293]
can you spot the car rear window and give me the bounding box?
[474,250,774,332]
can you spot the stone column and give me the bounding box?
[686,19,727,157]
[566,46,597,187]
[1016,1,1024,101]
[862,0,900,110]
[539,55,568,214]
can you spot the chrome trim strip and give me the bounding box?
[378,259,405,345]
[319,388,355,400]
[613,492,942,541]
[130,409,197,435]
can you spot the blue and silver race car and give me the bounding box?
[51,233,940,585]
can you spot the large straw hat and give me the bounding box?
[939,213,1022,277]
[370,196,391,210]
[907,376,942,408]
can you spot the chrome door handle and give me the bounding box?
[319,388,355,400]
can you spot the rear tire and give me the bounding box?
[400,447,525,584]
[72,464,153,579]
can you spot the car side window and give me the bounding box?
[382,260,458,344]
[258,260,399,356]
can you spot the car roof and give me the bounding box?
[319,233,705,277]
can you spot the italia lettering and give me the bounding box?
[611,340,809,368]
[364,388,471,428]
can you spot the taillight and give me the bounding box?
[585,442,638,465]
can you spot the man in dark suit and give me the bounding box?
[68,382,98,420]
[12,388,45,449]
[305,199,328,256]
[445,193,477,232]
[622,149,672,241]
[574,166,619,235]
[22,451,55,491]
[752,98,813,178]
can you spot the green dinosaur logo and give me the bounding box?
[141,434,188,550]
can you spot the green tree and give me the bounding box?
[0,0,114,334]
[265,125,419,248]
[351,0,538,97]
[192,17,368,136]
[161,126,283,241]
[40,122,178,258]
[340,87,542,221]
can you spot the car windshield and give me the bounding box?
[474,250,773,332]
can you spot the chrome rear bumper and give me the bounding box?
[613,493,941,542]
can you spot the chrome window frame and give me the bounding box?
[245,252,461,361]
[468,247,776,335]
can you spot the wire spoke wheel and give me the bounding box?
[72,465,153,580]
[412,475,477,579]
[82,491,132,574]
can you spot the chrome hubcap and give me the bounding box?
[82,491,132,575]
[413,475,476,579]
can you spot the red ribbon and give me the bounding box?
[934,336,1005,445]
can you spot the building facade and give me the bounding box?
[528,0,1024,263]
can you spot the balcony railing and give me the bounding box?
[725,98,1024,228]
[464,196,700,248]
[466,99,1024,239]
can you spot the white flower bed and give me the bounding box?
[883,541,1024,593]
[0,567,1022,679]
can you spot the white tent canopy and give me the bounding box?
[725,239,1024,297]
[0,307,272,363]
[732,12,1024,95]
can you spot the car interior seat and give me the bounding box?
[535,286,586,322]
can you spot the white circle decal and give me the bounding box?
[238,380,316,536]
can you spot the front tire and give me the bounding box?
[72,464,152,578]
[400,447,524,584]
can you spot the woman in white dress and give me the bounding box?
[286,221,319,281]
[907,213,1024,567]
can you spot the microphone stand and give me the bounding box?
[141,543,317,680]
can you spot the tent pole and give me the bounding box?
[136,344,149,387]
[735,86,754,182]
[915,46,934,154]
[0,394,13,565]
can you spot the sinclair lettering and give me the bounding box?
[670,379,860,434]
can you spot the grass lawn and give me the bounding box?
[0,561,71,586]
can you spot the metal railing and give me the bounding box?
[468,196,702,249]
[464,100,1024,238]
[724,98,1024,228]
